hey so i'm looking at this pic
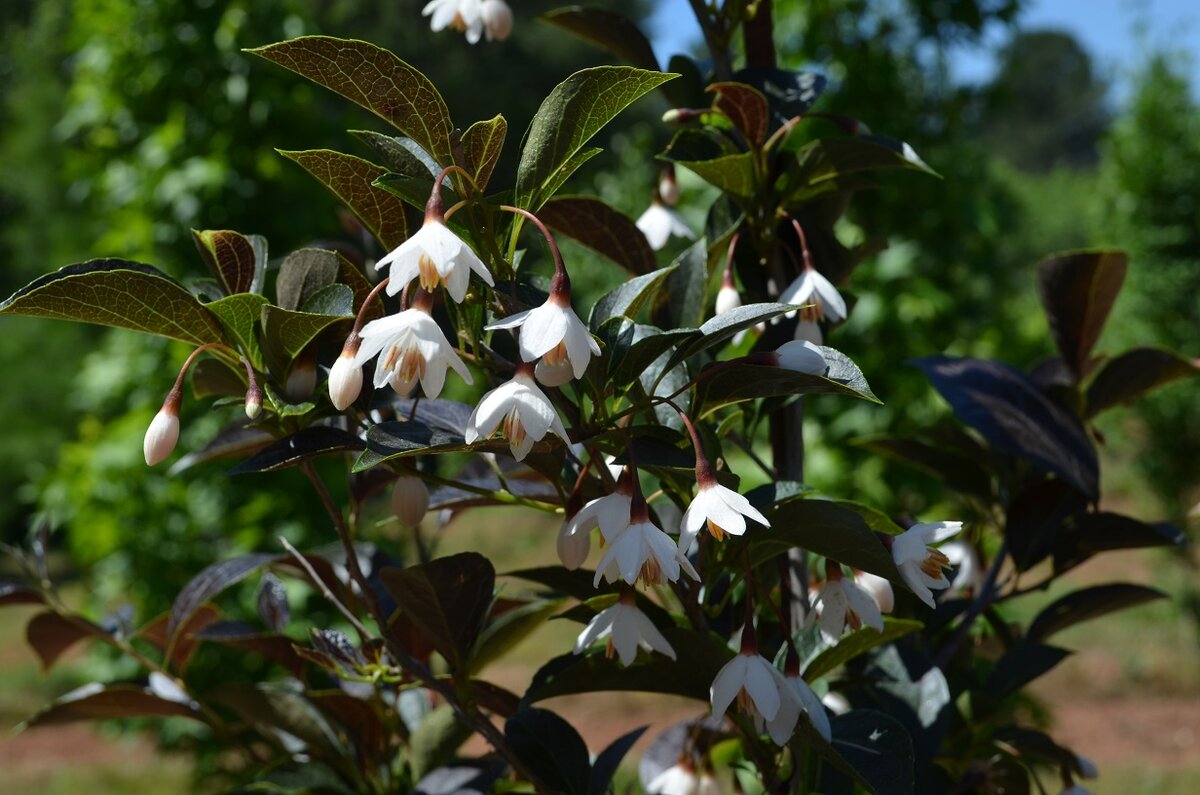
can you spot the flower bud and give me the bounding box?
[481,0,513,41]
[144,399,181,466]
[391,476,429,528]
[773,339,827,374]
[328,347,364,411]
[658,166,680,206]
[557,520,590,570]
[715,283,741,315]
[285,350,317,402]
[244,384,263,420]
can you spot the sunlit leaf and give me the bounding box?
[708,81,769,144]
[461,114,507,191]
[280,149,410,250]
[192,229,264,296]
[540,196,656,275]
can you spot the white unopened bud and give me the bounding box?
[557,521,590,570]
[856,570,895,613]
[715,284,741,315]
[328,348,363,411]
[285,352,317,402]
[144,400,181,466]
[391,476,429,528]
[244,385,263,420]
[774,339,826,374]
[658,170,680,206]
[481,0,513,41]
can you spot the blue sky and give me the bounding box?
[648,0,1200,100]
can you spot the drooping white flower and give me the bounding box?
[772,339,827,374]
[464,366,570,461]
[940,539,983,601]
[534,356,575,387]
[646,761,702,795]
[710,651,787,728]
[891,521,963,608]
[487,299,600,381]
[856,570,895,614]
[780,266,846,323]
[795,318,823,345]
[558,478,633,570]
[822,691,851,716]
[814,571,885,643]
[327,343,364,411]
[144,403,180,466]
[679,482,770,554]
[593,509,699,588]
[422,0,484,43]
[637,200,695,250]
[376,217,494,303]
[572,594,675,667]
[391,476,429,528]
[767,671,833,744]
[480,0,513,41]
[355,306,472,399]
[715,283,741,316]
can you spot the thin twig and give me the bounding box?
[278,536,370,641]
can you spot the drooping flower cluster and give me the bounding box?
[422,0,513,44]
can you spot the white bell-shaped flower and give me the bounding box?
[376,216,494,303]
[487,298,600,381]
[647,762,704,795]
[940,539,983,601]
[572,593,675,667]
[355,303,472,399]
[637,200,695,250]
[422,0,484,43]
[780,266,846,323]
[679,482,770,554]
[814,567,885,643]
[464,365,570,460]
[891,521,963,608]
[856,570,895,613]
[480,0,513,41]
[593,498,699,588]
[767,670,833,744]
[710,651,788,726]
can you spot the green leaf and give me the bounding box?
[588,264,677,330]
[601,319,695,387]
[260,303,351,368]
[696,348,880,415]
[984,642,1071,698]
[469,599,564,676]
[26,612,108,671]
[207,293,268,369]
[351,130,439,178]
[540,8,658,72]
[656,239,710,331]
[1027,583,1167,643]
[708,81,769,144]
[19,683,201,730]
[791,136,938,188]
[461,114,507,191]
[276,249,340,310]
[664,302,797,372]
[353,420,475,472]
[248,36,454,164]
[1085,346,1200,416]
[301,283,354,316]
[410,705,473,782]
[379,553,496,673]
[752,499,904,585]
[803,619,923,681]
[536,146,603,206]
[1035,249,1128,379]
[539,196,656,275]
[280,149,410,250]
[526,627,732,703]
[505,706,592,795]
[821,710,915,795]
[191,229,264,295]
[661,128,756,198]
[0,260,228,345]
[515,66,676,209]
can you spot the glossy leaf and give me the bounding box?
[515,66,676,209]
[590,725,648,795]
[792,136,938,188]
[914,356,1099,500]
[256,573,290,633]
[391,398,474,435]
[539,196,656,275]
[379,552,496,672]
[753,499,904,584]
[280,149,410,250]
[540,8,658,72]
[696,348,880,415]
[0,260,227,345]
[461,114,507,190]
[601,318,695,387]
[804,619,923,681]
[276,249,340,311]
[657,238,710,331]
[537,146,604,206]
[1027,583,1166,643]
[169,553,279,640]
[301,283,354,316]
[661,128,756,198]
[26,612,108,671]
[229,427,364,475]
[351,130,440,178]
[206,293,268,369]
[820,710,915,795]
[709,81,769,144]
[1085,346,1199,415]
[665,302,797,370]
[191,229,263,296]
[354,420,474,471]
[1053,512,1184,573]
[734,67,827,125]
[588,264,677,330]
[1036,250,1128,378]
[249,36,454,163]
[19,683,200,730]
[260,302,351,366]
[505,708,591,795]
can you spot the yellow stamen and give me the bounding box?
[503,409,526,449]
[418,254,441,291]
[542,341,569,366]
[604,638,616,659]
[920,547,951,578]
[706,518,727,541]
[397,348,427,384]
[638,558,662,588]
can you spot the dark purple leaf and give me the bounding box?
[590,725,648,795]
[20,683,201,729]
[256,573,290,632]
[168,554,278,640]
[709,81,769,144]
[194,620,305,676]
[1027,583,1167,643]
[504,706,591,795]
[192,229,261,296]
[540,196,656,275]
[228,426,364,474]
[1085,346,1200,416]
[1036,250,1128,379]
[25,612,108,671]
[1053,512,1185,573]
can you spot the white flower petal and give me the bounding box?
[710,654,748,717]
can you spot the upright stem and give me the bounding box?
[742,0,776,69]
[687,0,733,80]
